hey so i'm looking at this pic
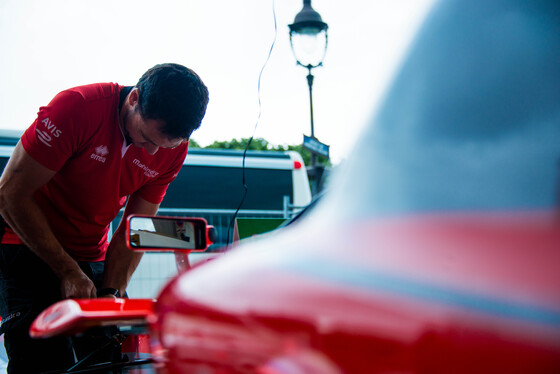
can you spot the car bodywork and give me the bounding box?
[154,215,559,373]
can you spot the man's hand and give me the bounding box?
[59,269,97,299]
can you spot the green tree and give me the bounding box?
[188,138,201,148]
[204,137,271,151]
[193,137,330,167]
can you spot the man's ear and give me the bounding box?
[128,88,139,106]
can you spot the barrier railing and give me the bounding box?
[119,197,308,298]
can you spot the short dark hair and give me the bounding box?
[136,63,209,139]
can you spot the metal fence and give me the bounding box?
[123,199,304,298]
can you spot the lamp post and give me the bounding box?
[289,0,329,194]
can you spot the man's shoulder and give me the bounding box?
[62,83,121,104]
[46,83,121,122]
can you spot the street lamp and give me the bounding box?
[289,0,328,193]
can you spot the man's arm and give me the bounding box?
[101,193,160,297]
[0,142,96,298]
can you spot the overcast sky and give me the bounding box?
[0,0,434,164]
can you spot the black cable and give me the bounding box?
[226,0,278,249]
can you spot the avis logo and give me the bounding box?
[91,145,109,163]
[36,117,62,147]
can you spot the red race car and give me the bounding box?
[31,0,560,372]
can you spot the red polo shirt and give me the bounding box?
[4,83,188,261]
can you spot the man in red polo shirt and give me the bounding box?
[0,63,209,373]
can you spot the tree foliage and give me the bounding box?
[192,137,330,167]
[187,138,201,148]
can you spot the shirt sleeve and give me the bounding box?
[21,90,87,171]
[135,142,190,204]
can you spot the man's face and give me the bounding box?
[122,89,186,155]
